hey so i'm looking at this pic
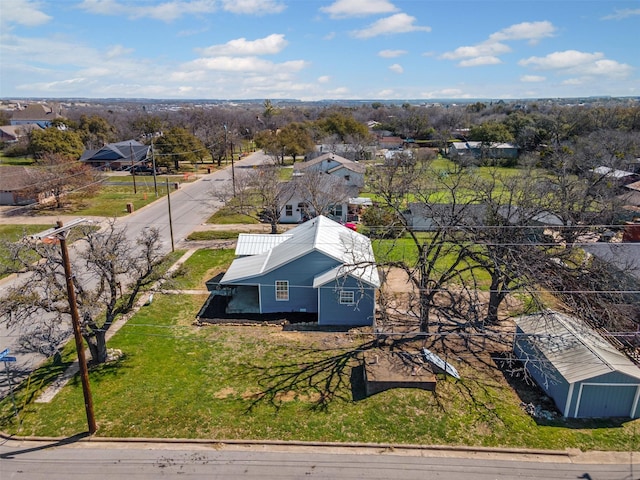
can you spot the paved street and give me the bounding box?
[0,437,635,480]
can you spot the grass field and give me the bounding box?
[1,247,638,451]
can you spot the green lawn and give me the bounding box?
[0,155,35,166]
[0,224,53,278]
[65,185,169,217]
[1,248,638,451]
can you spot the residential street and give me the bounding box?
[0,437,636,480]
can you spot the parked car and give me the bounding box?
[130,165,157,175]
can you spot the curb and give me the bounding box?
[0,430,574,458]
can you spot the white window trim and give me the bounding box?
[275,280,289,301]
[339,290,355,305]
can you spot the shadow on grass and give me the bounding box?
[0,360,72,425]
[247,339,378,412]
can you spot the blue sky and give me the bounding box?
[1,0,639,100]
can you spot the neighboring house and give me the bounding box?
[584,242,640,281]
[294,153,366,188]
[590,166,640,187]
[450,141,519,161]
[618,180,640,216]
[377,136,403,150]
[383,149,414,162]
[212,215,380,327]
[404,203,488,231]
[10,103,61,128]
[0,123,43,143]
[278,178,361,224]
[0,166,51,205]
[497,205,565,228]
[313,144,376,161]
[514,310,640,418]
[79,140,150,170]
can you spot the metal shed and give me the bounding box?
[514,311,640,418]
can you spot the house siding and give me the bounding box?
[257,251,339,313]
[514,337,571,415]
[515,331,640,418]
[317,275,376,326]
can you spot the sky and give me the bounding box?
[1,0,639,101]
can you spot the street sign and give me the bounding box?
[0,348,10,360]
[2,357,17,362]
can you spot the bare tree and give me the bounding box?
[29,153,101,209]
[0,221,164,364]
[292,172,354,220]
[214,165,296,234]
[366,156,482,333]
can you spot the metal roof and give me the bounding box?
[235,233,291,256]
[591,166,636,178]
[515,311,640,384]
[221,215,380,287]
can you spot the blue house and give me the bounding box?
[79,140,150,170]
[217,216,380,327]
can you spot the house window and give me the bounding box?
[339,290,355,305]
[344,175,350,182]
[330,204,343,218]
[285,204,293,216]
[275,280,289,301]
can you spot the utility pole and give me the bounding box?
[223,124,236,196]
[33,219,97,434]
[151,139,158,198]
[130,142,137,194]
[165,179,175,252]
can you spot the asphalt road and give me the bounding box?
[0,438,635,479]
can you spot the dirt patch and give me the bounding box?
[213,387,237,399]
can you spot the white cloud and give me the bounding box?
[80,0,218,21]
[377,88,395,97]
[351,13,431,39]
[488,21,556,45]
[320,0,397,19]
[1,0,51,27]
[562,78,583,85]
[389,63,403,74]
[601,8,640,20]
[221,0,286,15]
[327,87,349,96]
[105,44,134,58]
[183,56,307,74]
[80,0,284,21]
[317,75,331,83]
[441,20,556,67]
[459,56,502,67]
[441,42,510,60]
[200,34,288,56]
[420,88,472,99]
[378,49,407,58]
[520,75,546,83]
[519,50,633,78]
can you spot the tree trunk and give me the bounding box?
[485,276,505,327]
[84,330,108,364]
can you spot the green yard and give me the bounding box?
[1,247,638,452]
